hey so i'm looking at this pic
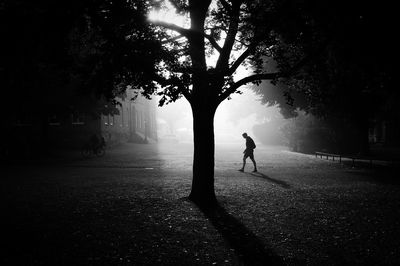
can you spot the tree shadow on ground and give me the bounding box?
[248,172,291,189]
[190,199,284,266]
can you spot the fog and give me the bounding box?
[156,88,284,145]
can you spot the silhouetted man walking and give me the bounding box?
[239,132,257,172]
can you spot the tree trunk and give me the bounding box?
[188,102,217,207]
[186,0,216,207]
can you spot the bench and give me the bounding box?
[315,151,400,167]
[315,151,342,162]
[347,155,375,167]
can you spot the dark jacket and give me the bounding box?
[245,136,256,150]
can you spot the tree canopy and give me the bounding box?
[70,0,317,106]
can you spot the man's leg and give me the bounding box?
[239,156,246,171]
[251,157,257,172]
[249,154,257,172]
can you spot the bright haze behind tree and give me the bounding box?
[149,1,285,146]
[143,0,304,206]
[157,90,284,145]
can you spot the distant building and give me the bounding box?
[1,90,157,157]
[101,91,158,144]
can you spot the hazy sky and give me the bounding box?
[150,1,284,144]
[156,88,283,144]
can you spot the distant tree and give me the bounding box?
[252,0,397,154]
[279,110,337,153]
[252,118,286,146]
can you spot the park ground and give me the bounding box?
[2,142,400,265]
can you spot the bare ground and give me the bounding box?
[3,143,400,265]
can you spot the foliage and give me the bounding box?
[248,0,397,154]
[68,0,168,101]
[252,119,286,146]
[279,111,332,153]
[115,0,316,107]
[253,0,397,121]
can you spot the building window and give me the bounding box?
[105,114,114,126]
[71,112,85,125]
[126,107,129,127]
[48,114,61,126]
[15,113,32,126]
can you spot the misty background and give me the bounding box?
[157,88,285,145]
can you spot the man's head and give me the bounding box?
[242,133,248,138]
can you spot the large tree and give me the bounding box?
[79,0,318,206]
[139,0,313,205]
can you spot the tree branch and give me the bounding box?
[205,25,228,33]
[155,21,220,54]
[150,20,190,36]
[218,38,331,102]
[161,34,185,44]
[153,20,221,52]
[218,72,279,103]
[216,1,241,71]
[226,45,254,75]
[152,74,191,100]
[204,34,222,53]
[218,51,321,102]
